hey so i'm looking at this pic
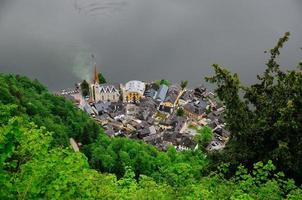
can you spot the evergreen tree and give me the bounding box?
[98,72,107,84]
[206,32,302,182]
[80,79,90,96]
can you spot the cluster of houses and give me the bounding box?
[59,65,231,151]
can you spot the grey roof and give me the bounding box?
[144,88,157,99]
[222,129,231,137]
[164,85,181,103]
[143,134,159,143]
[184,103,206,115]
[84,104,95,115]
[159,104,173,113]
[163,131,179,141]
[180,90,194,101]
[194,86,207,98]
[94,102,111,112]
[180,136,197,149]
[155,84,169,101]
[96,113,111,120]
[109,102,124,113]
[138,128,151,138]
[174,117,187,132]
[104,125,115,137]
[140,97,158,108]
[149,126,157,135]
[196,100,208,109]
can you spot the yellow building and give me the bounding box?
[123,80,145,103]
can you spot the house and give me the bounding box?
[207,112,217,121]
[138,128,151,139]
[125,104,140,116]
[123,80,146,103]
[94,102,111,115]
[162,131,197,150]
[143,134,160,144]
[138,125,156,139]
[144,88,157,99]
[174,117,187,133]
[147,116,155,125]
[194,86,206,98]
[89,64,120,103]
[140,97,158,109]
[97,84,120,102]
[207,140,224,151]
[179,90,194,105]
[155,84,169,102]
[109,102,124,113]
[103,125,115,137]
[184,100,208,117]
[179,136,197,150]
[84,104,96,117]
[138,98,158,120]
[159,85,181,113]
[212,106,225,116]
[149,125,157,134]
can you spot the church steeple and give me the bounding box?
[93,63,99,84]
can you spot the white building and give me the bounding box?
[123,80,146,103]
[97,84,120,102]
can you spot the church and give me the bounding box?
[90,64,120,103]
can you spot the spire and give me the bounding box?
[93,63,99,84]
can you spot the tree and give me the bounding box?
[206,32,302,183]
[180,80,188,90]
[194,125,213,151]
[98,73,107,84]
[176,108,185,117]
[80,80,90,97]
[160,79,171,86]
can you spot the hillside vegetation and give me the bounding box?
[1,33,302,199]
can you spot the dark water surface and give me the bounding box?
[0,0,301,90]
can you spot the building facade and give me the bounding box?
[89,63,120,103]
[97,84,120,102]
[123,80,146,103]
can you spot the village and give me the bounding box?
[58,64,231,152]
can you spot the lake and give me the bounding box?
[0,0,301,90]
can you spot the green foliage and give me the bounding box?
[80,79,90,96]
[98,72,107,84]
[0,115,174,199]
[0,103,17,125]
[206,32,302,183]
[0,117,52,199]
[0,74,100,147]
[155,79,171,86]
[180,80,188,90]
[176,108,185,116]
[89,134,208,184]
[194,125,213,150]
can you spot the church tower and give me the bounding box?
[93,63,99,84]
[90,63,101,103]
